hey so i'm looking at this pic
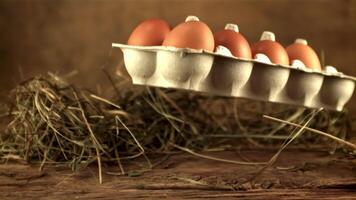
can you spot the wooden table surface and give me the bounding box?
[1,147,355,199]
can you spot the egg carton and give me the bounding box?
[112,43,356,111]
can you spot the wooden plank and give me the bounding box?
[1,148,355,199]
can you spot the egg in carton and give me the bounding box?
[198,23,254,96]
[113,16,355,111]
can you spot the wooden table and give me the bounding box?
[1,147,355,199]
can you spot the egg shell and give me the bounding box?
[163,16,214,51]
[252,40,289,65]
[286,39,322,71]
[214,25,251,59]
[128,18,170,46]
[251,32,289,65]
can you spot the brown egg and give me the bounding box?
[251,31,289,65]
[286,39,321,71]
[128,18,170,46]
[214,24,251,58]
[163,16,214,51]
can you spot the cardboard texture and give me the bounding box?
[112,43,355,111]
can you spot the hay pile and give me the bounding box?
[0,74,354,182]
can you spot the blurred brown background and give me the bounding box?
[0,0,355,113]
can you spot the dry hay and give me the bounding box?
[0,73,354,183]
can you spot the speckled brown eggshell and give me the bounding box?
[163,16,214,51]
[128,18,170,46]
[214,24,251,58]
[286,39,322,71]
[251,32,289,66]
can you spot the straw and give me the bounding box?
[0,74,353,183]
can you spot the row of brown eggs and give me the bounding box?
[127,16,322,71]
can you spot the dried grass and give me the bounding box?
[0,73,354,183]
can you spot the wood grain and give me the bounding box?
[0,148,355,199]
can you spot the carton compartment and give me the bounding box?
[122,48,156,85]
[157,50,213,89]
[199,56,253,96]
[279,70,324,107]
[314,77,355,111]
[242,62,290,101]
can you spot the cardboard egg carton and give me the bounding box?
[112,43,355,111]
